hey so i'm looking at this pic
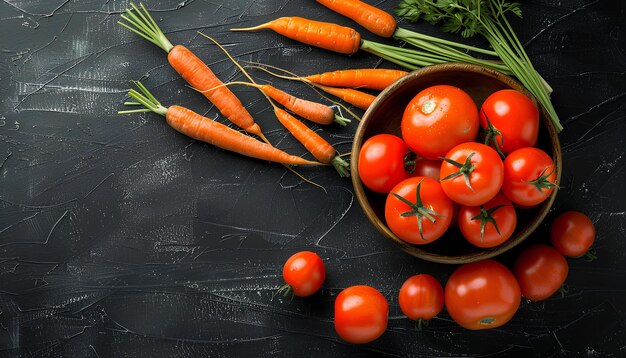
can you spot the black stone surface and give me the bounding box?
[1,0,624,356]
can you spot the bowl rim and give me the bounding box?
[350,62,562,264]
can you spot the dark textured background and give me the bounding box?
[1,0,625,356]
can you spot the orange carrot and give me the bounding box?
[118,3,265,139]
[273,107,335,164]
[192,33,350,177]
[119,82,318,166]
[211,81,350,127]
[314,85,376,111]
[316,0,397,38]
[304,68,409,90]
[272,106,349,177]
[231,17,361,55]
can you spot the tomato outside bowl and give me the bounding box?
[350,63,562,264]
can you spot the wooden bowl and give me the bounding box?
[350,63,562,264]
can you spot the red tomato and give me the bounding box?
[281,251,325,297]
[550,211,596,258]
[513,244,569,301]
[440,142,504,206]
[480,89,539,155]
[401,85,478,160]
[502,147,557,208]
[412,158,442,181]
[358,134,411,193]
[334,285,388,344]
[385,177,453,245]
[398,274,444,329]
[445,260,521,330]
[458,192,517,248]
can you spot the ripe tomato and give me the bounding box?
[281,251,325,298]
[445,260,520,330]
[439,142,504,206]
[458,192,517,248]
[401,85,478,160]
[334,285,388,344]
[412,157,442,181]
[385,177,453,245]
[358,134,411,193]
[398,274,444,329]
[479,89,539,156]
[550,211,596,258]
[513,244,568,301]
[502,147,557,208]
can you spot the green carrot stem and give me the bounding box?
[394,27,499,57]
[118,2,174,53]
[118,82,167,116]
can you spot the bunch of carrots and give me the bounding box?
[117,3,412,179]
[232,0,561,131]
[117,1,560,181]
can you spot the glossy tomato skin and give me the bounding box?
[445,260,521,330]
[412,158,442,181]
[480,89,539,155]
[458,192,517,248]
[550,211,596,257]
[502,147,557,208]
[401,85,478,160]
[334,285,388,344]
[282,251,325,297]
[513,244,568,301]
[385,177,453,245]
[358,134,411,193]
[440,142,504,206]
[398,274,444,322]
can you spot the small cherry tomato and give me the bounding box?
[401,85,478,160]
[398,274,444,329]
[445,260,521,330]
[334,285,388,344]
[550,211,596,258]
[279,251,325,298]
[502,147,557,208]
[358,134,411,193]
[513,244,569,301]
[385,177,453,245]
[458,192,517,248]
[411,157,442,181]
[440,142,504,206]
[479,89,539,156]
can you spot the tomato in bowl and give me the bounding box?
[350,63,562,264]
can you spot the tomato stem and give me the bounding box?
[559,283,569,298]
[415,318,429,330]
[584,247,598,262]
[440,152,476,192]
[470,204,506,241]
[481,109,505,159]
[272,284,294,303]
[392,180,445,241]
[526,167,558,193]
[404,151,417,174]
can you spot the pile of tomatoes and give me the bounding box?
[358,85,558,248]
[279,209,595,343]
[274,85,597,343]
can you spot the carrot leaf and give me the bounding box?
[118,2,174,53]
[119,82,167,116]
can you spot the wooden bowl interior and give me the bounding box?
[351,64,561,264]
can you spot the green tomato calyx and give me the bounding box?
[392,180,445,241]
[440,152,476,192]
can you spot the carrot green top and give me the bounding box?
[118,3,174,53]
